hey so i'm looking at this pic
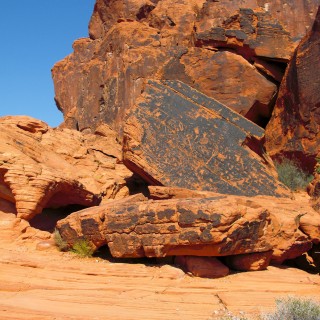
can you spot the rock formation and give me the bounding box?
[265,7,320,171]
[0,116,132,220]
[52,0,320,134]
[123,80,288,197]
[56,190,320,266]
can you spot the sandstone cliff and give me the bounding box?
[52,0,320,135]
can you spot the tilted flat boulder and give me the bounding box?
[123,80,288,197]
[0,116,132,220]
[56,193,319,263]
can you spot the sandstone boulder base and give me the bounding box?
[123,80,288,197]
[52,0,320,134]
[56,193,320,264]
[175,256,230,278]
[225,251,273,271]
[265,6,320,171]
[0,116,132,220]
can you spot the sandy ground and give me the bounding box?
[0,211,319,320]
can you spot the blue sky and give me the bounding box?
[0,1,96,127]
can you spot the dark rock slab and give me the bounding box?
[123,80,289,197]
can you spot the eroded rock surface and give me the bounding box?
[0,116,132,220]
[123,80,288,197]
[56,193,320,264]
[52,0,320,134]
[265,7,320,171]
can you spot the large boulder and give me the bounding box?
[0,116,132,220]
[52,0,320,134]
[56,192,320,263]
[123,80,288,197]
[265,7,320,171]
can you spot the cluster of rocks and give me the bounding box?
[1,0,320,277]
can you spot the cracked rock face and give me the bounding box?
[56,191,320,263]
[52,0,320,135]
[0,116,132,220]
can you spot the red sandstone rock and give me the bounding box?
[52,0,320,133]
[265,7,320,171]
[225,251,273,271]
[56,193,319,263]
[0,116,132,220]
[175,256,229,278]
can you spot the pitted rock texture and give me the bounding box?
[56,193,320,263]
[265,7,320,171]
[52,0,320,134]
[0,116,132,220]
[123,80,288,197]
[195,7,295,61]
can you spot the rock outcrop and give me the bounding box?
[265,7,320,171]
[0,116,132,220]
[123,80,288,197]
[56,192,320,265]
[52,0,320,134]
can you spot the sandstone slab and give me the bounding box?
[1,239,320,320]
[123,80,288,197]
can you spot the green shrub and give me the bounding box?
[275,158,313,191]
[53,228,68,251]
[71,238,94,258]
[262,297,320,320]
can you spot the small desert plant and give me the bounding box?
[262,297,320,320]
[216,297,320,320]
[275,158,313,191]
[71,238,95,258]
[53,228,68,251]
